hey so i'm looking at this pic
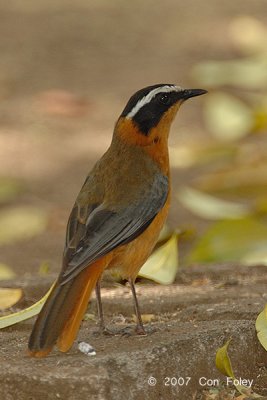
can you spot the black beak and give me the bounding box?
[179,88,207,100]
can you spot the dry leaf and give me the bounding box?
[0,288,23,310]
[83,313,96,321]
[188,217,267,264]
[216,339,263,398]
[177,186,250,220]
[0,281,55,328]
[138,233,178,284]
[216,339,234,378]
[132,314,155,323]
[256,304,267,352]
[204,92,253,140]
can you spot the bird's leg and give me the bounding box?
[95,279,105,331]
[95,279,114,336]
[129,278,146,335]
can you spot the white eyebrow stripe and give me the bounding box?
[126,85,182,119]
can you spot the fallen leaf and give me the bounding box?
[0,281,55,328]
[256,304,267,352]
[0,207,47,245]
[157,224,173,243]
[177,186,250,220]
[132,314,155,323]
[188,217,267,264]
[241,248,267,266]
[216,339,234,377]
[216,339,263,398]
[0,263,16,280]
[83,313,96,321]
[138,233,178,284]
[204,92,253,141]
[0,288,23,310]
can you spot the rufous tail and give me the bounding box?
[28,262,104,357]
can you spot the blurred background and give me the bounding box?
[1,0,267,283]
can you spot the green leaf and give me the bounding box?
[204,92,253,140]
[0,263,16,280]
[0,282,55,328]
[216,339,234,377]
[138,233,178,284]
[177,186,250,220]
[0,207,47,245]
[188,217,267,264]
[256,305,267,352]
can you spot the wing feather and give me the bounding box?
[61,173,168,284]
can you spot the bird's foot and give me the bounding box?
[93,326,116,336]
[117,324,156,337]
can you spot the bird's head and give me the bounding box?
[115,84,207,146]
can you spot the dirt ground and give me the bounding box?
[1,1,267,399]
[1,264,267,399]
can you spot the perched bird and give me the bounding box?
[28,83,207,357]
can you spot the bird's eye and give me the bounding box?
[159,94,170,105]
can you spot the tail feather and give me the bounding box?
[28,262,105,357]
[57,264,102,352]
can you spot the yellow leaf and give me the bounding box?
[83,313,96,321]
[241,249,267,266]
[0,288,23,310]
[0,207,47,245]
[216,339,235,378]
[204,92,253,141]
[39,261,51,276]
[188,217,267,264]
[0,263,16,280]
[0,281,55,328]
[177,186,250,220]
[256,304,267,351]
[132,314,155,323]
[157,224,173,243]
[216,340,264,398]
[138,233,178,284]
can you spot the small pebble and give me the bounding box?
[78,342,96,356]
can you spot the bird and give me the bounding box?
[28,83,207,357]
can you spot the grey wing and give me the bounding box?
[61,173,169,285]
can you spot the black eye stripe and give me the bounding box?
[120,84,176,118]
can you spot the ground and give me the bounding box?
[1,1,267,399]
[1,264,267,399]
